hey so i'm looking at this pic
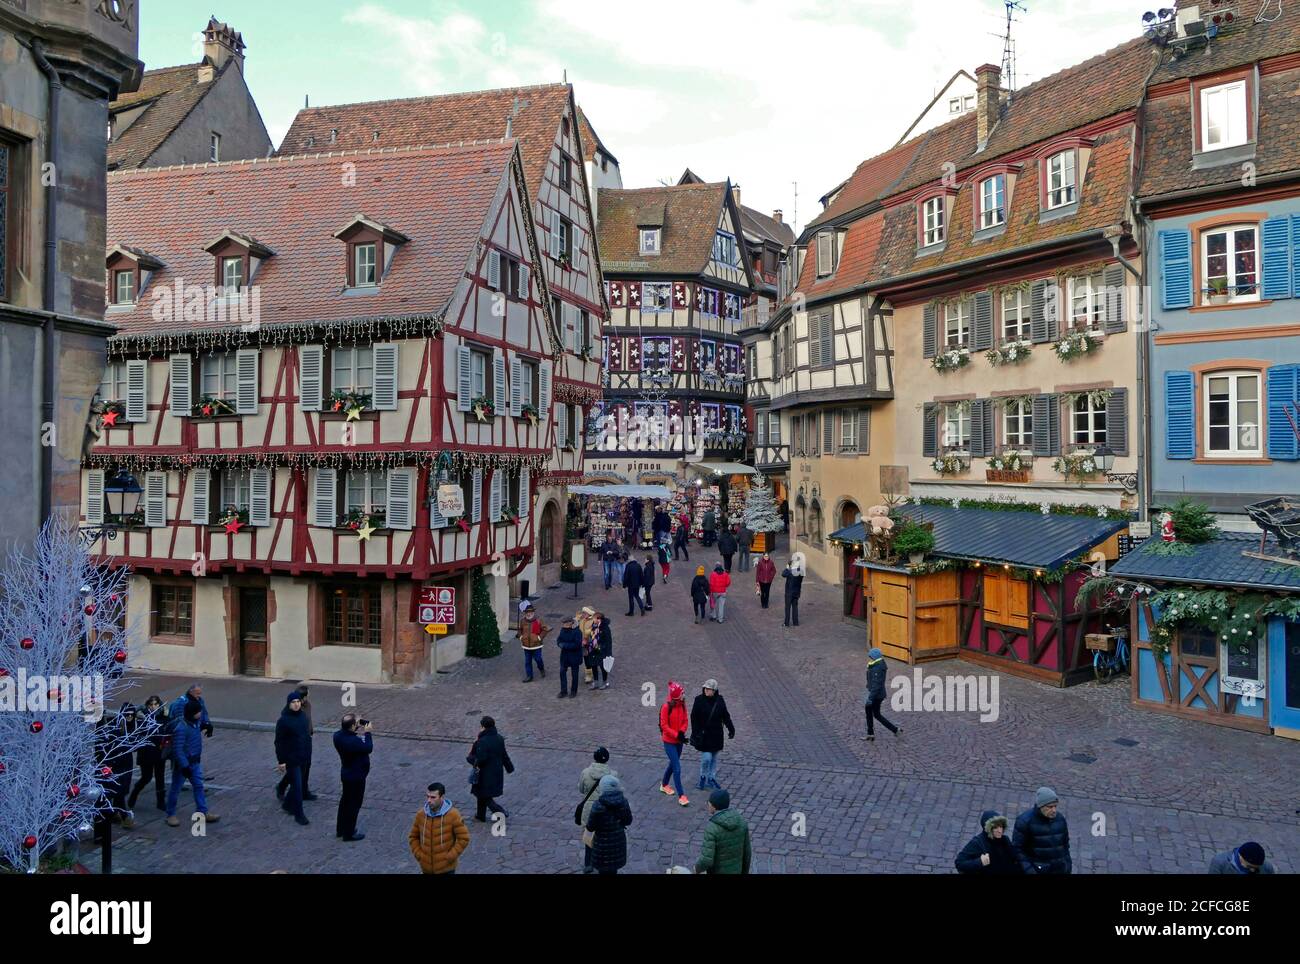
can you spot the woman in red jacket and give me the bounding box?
[708,564,732,623]
[754,553,777,609]
[658,681,691,806]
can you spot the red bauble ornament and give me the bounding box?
[23,835,37,850]
[100,766,112,777]
[0,668,8,678]
[84,602,97,616]
[19,637,34,649]
[110,594,120,603]
[113,650,126,664]
[29,721,42,734]
[61,810,73,820]
[67,785,80,797]
[0,762,6,774]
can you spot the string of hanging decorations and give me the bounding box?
[83,448,548,475]
[552,382,602,407]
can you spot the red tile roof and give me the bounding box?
[795,211,887,303]
[105,142,518,339]
[806,138,922,229]
[108,63,227,170]
[596,182,734,278]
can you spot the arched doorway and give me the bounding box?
[539,501,559,566]
[840,500,861,529]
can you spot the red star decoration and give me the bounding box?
[224,517,244,534]
[101,408,119,427]
[202,404,214,417]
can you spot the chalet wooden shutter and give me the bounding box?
[249,467,272,526]
[299,345,324,411]
[510,356,523,417]
[489,470,503,523]
[857,407,869,453]
[921,403,938,457]
[1029,280,1050,343]
[1103,263,1127,333]
[85,469,104,525]
[556,402,568,448]
[1164,371,1195,460]
[456,345,473,412]
[492,350,507,416]
[488,250,502,291]
[125,359,148,422]
[144,471,167,527]
[1260,216,1293,300]
[539,360,552,420]
[972,291,994,351]
[1266,364,1300,460]
[823,409,835,454]
[1158,229,1193,310]
[1107,388,1129,456]
[236,349,259,415]
[386,468,414,530]
[922,303,937,358]
[189,468,211,525]
[372,343,399,411]
[471,468,483,523]
[1031,394,1059,456]
[970,399,994,457]
[168,354,192,416]
[312,468,337,527]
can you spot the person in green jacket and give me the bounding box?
[694,789,752,874]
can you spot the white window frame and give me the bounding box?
[1071,395,1108,448]
[113,269,135,304]
[1068,272,1107,333]
[220,468,252,515]
[943,403,970,451]
[470,348,490,399]
[922,196,945,247]
[980,175,1005,229]
[839,409,858,453]
[1001,289,1029,342]
[1200,80,1248,152]
[1200,224,1260,304]
[767,412,781,445]
[641,282,672,313]
[944,301,969,347]
[100,361,130,402]
[1003,399,1033,449]
[221,256,244,291]
[354,242,378,287]
[1203,370,1262,458]
[949,98,962,114]
[201,352,238,401]
[714,231,737,267]
[331,345,374,396]
[209,132,220,163]
[639,228,660,255]
[519,359,537,408]
[1046,150,1076,209]
[344,469,387,518]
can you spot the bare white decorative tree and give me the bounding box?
[743,476,784,535]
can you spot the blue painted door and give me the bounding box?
[1268,618,1300,731]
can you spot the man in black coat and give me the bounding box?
[468,715,514,822]
[274,690,313,826]
[591,613,613,689]
[689,680,735,791]
[333,714,374,842]
[782,560,804,627]
[955,810,1023,874]
[555,617,584,698]
[641,553,657,609]
[622,556,646,616]
[717,528,738,573]
[1013,787,1072,874]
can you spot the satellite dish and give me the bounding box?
[1142,10,1157,22]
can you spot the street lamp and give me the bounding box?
[80,469,143,545]
[1093,444,1117,475]
[1096,444,1138,494]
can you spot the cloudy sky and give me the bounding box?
[143,0,1148,234]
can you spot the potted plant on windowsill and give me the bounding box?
[520,402,540,427]
[329,389,372,418]
[471,395,495,422]
[343,507,386,530]
[893,519,936,566]
[192,395,238,418]
[502,506,521,525]
[1206,278,1231,306]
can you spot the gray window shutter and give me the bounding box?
[517,466,531,515]
[299,345,324,411]
[471,468,483,523]
[1107,388,1129,456]
[509,356,523,417]
[125,359,148,422]
[489,470,503,523]
[456,346,473,412]
[190,468,211,525]
[973,291,994,351]
[858,408,870,453]
[970,399,995,457]
[922,402,938,457]
[386,468,414,530]
[1103,263,1127,333]
[145,471,168,528]
[236,349,259,415]
[372,343,399,411]
[1029,280,1049,344]
[923,303,937,358]
[312,468,337,527]
[168,354,192,416]
[822,311,834,364]
[1031,394,1059,456]
[85,469,105,525]
[823,410,835,453]
[249,467,272,526]
[493,350,507,416]
[539,361,552,419]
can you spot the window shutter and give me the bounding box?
[1260,217,1293,300]
[488,250,502,291]
[1158,229,1193,310]
[144,471,167,527]
[168,355,192,416]
[556,402,568,448]
[85,469,104,525]
[858,408,870,453]
[519,263,530,301]
[922,402,938,457]
[429,474,448,529]
[190,468,210,525]
[539,360,552,419]
[312,468,337,527]
[922,303,937,358]
[1031,394,1058,456]
[1293,215,1300,296]
[372,343,399,411]
[493,350,506,416]
[489,470,503,523]
[548,210,561,258]
[822,311,834,364]
[299,345,324,411]
[236,349,259,415]
[517,466,531,515]
[756,414,767,446]
[1266,364,1300,460]
[970,399,991,457]
[1164,371,1195,460]
[823,410,835,453]
[972,291,994,351]
[816,233,832,275]
[456,345,473,412]
[249,467,272,526]
[1107,388,1129,456]
[1029,280,1049,344]
[386,468,414,530]
[471,468,483,523]
[510,356,523,417]
[1103,263,1127,333]
[125,359,148,422]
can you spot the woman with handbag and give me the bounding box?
[658,681,691,806]
[467,715,514,822]
[577,747,617,873]
[584,774,633,875]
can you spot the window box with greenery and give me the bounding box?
[894,519,936,565]
[931,452,970,476]
[520,402,540,427]
[192,395,238,418]
[986,340,1032,367]
[1204,277,1232,306]
[1052,451,1102,480]
[501,506,521,525]
[1053,330,1102,362]
[328,388,372,415]
[217,504,250,528]
[343,506,386,531]
[471,395,495,422]
[987,451,1032,472]
[932,346,971,374]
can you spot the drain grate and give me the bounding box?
[1113,737,1139,747]
[1067,752,1097,764]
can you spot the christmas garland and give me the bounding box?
[930,453,970,476]
[914,495,1133,519]
[985,340,1032,367]
[932,346,972,374]
[987,451,1032,472]
[1053,329,1103,362]
[192,395,238,418]
[1059,388,1112,410]
[84,448,549,475]
[1052,451,1103,479]
[552,382,602,408]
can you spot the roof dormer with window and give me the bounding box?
[202,230,274,293]
[1035,137,1094,223]
[914,186,958,254]
[105,245,165,309]
[333,215,409,290]
[967,162,1023,241]
[1191,69,1255,168]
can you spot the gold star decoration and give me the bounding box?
[355,521,376,541]
[345,405,364,422]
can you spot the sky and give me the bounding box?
[142,0,1149,235]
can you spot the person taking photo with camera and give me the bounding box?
[333,714,374,842]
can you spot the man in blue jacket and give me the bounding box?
[333,714,374,842]
[1013,787,1072,874]
[165,701,219,827]
[556,616,585,699]
[275,690,313,826]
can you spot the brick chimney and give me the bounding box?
[772,209,783,224]
[974,63,1002,147]
[203,18,246,73]
[732,186,742,209]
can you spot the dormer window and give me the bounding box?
[921,196,945,247]
[221,256,244,292]
[979,175,1005,229]
[113,269,136,305]
[105,245,164,307]
[640,228,660,256]
[1200,80,1248,151]
[1046,151,1076,209]
[203,231,273,294]
[333,214,408,289]
[209,132,220,163]
[353,243,377,287]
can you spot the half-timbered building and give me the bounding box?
[86,139,554,683]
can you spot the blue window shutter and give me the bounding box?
[1261,217,1292,300]
[1158,229,1192,310]
[1164,371,1195,460]
[1266,364,1300,460]
[1293,215,1300,295]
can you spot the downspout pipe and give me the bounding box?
[1108,232,1150,523]
[32,42,61,526]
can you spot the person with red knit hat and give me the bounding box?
[658,681,691,806]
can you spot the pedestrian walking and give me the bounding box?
[755,552,777,609]
[702,508,716,548]
[1012,787,1072,874]
[556,616,584,698]
[165,701,219,827]
[863,647,901,739]
[584,774,633,876]
[409,783,470,875]
[657,540,672,583]
[641,552,657,610]
[467,716,515,822]
[658,681,691,806]
[274,690,312,826]
[127,695,168,811]
[168,683,211,734]
[590,611,613,689]
[576,606,598,685]
[717,527,737,573]
[690,680,735,790]
[652,503,672,545]
[693,789,752,875]
[737,524,753,572]
[578,747,617,873]
[333,713,373,842]
[622,554,646,616]
[95,703,137,832]
[782,558,803,627]
[690,566,710,623]
[673,518,690,561]
[954,811,1022,874]
[708,564,731,623]
[517,606,549,683]
[295,685,316,800]
[1208,841,1275,874]
[600,535,620,590]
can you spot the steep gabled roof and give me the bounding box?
[576,104,618,164]
[896,69,977,145]
[105,141,518,339]
[805,137,923,230]
[108,62,228,170]
[597,182,731,277]
[739,206,795,248]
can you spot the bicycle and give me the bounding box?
[1092,630,1130,683]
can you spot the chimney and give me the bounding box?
[772,209,783,224]
[732,186,742,209]
[203,18,246,73]
[974,63,1002,147]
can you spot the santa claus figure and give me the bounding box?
[1159,511,1175,543]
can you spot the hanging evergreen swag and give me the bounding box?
[465,567,502,659]
[84,449,548,475]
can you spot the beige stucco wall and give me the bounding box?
[128,575,230,676]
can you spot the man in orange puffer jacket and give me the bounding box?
[409,782,470,875]
[658,681,691,806]
[708,564,732,623]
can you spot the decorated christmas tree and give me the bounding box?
[744,477,783,533]
[465,566,503,658]
[0,521,149,873]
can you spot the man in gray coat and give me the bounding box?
[736,524,753,572]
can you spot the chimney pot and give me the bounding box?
[772,209,783,223]
[974,64,1002,147]
[203,18,246,73]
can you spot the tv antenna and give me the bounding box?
[792,181,798,235]
[1001,1,1027,94]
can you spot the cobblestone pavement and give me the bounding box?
[106,557,1300,874]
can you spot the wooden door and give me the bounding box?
[868,570,911,661]
[1270,619,1300,733]
[239,588,268,676]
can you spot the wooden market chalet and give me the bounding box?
[86,137,566,684]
